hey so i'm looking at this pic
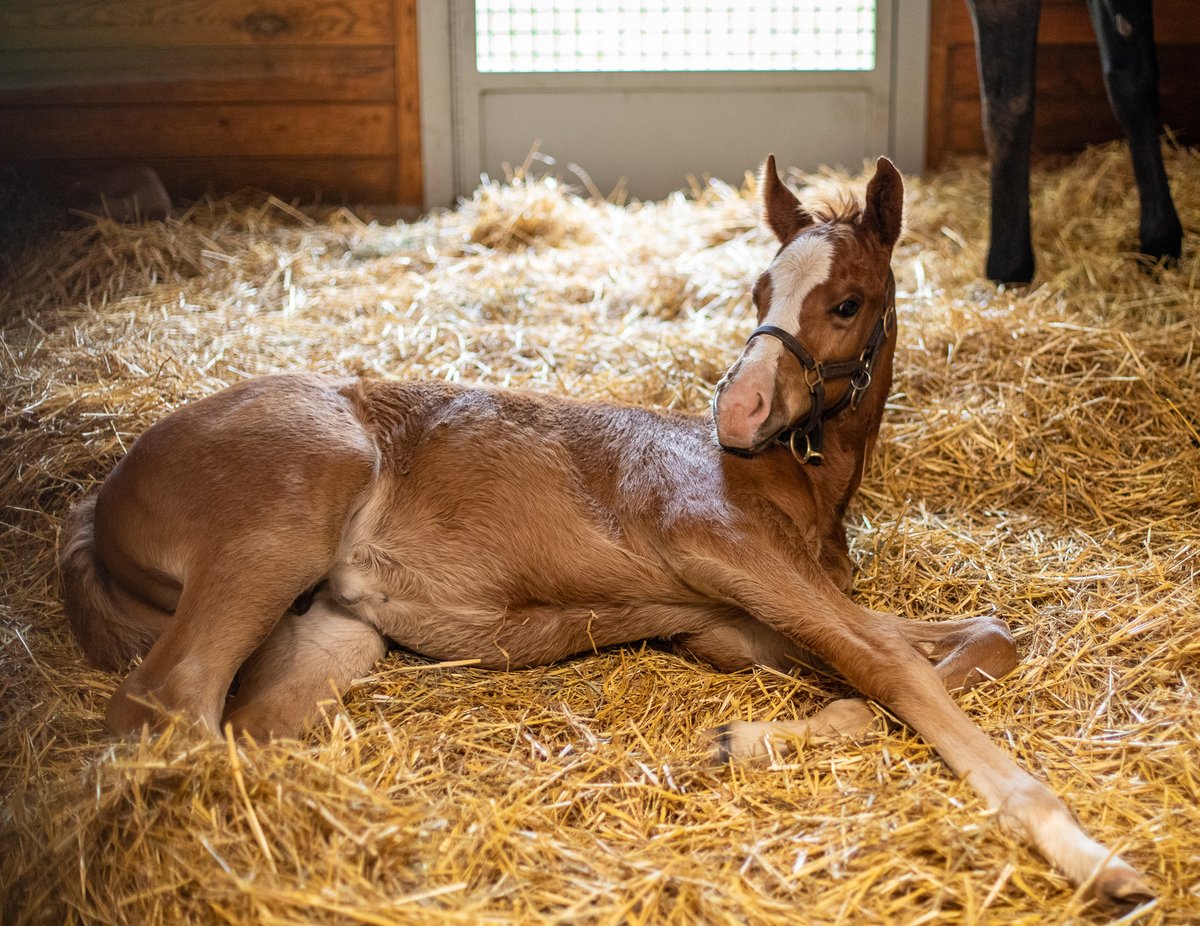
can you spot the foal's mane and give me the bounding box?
[808,196,863,226]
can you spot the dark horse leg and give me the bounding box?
[966,0,1041,284]
[1085,0,1182,265]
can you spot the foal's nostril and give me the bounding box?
[724,387,767,423]
[715,376,774,448]
[747,390,767,424]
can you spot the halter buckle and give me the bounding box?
[804,366,824,390]
[849,368,872,409]
[788,429,824,465]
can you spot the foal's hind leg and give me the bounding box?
[1085,0,1182,264]
[672,610,884,758]
[712,613,1017,760]
[224,592,387,741]
[671,607,820,675]
[105,541,338,735]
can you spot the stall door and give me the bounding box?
[421,1,928,203]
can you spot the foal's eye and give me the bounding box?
[832,299,861,319]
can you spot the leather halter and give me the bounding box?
[746,270,896,466]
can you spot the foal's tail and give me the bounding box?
[59,495,169,671]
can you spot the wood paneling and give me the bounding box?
[10,157,400,203]
[0,47,395,104]
[0,0,393,49]
[0,0,422,205]
[927,0,1200,169]
[1,103,395,159]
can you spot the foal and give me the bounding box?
[61,157,1149,903]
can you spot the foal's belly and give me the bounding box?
[325,508,703,668]
[339,595,709,669]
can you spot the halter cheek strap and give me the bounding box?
[746,270,896,466]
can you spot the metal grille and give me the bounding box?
[475,2,876,73]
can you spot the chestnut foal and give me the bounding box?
[61,157,1149,903]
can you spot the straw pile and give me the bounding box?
[2,142,1197,925]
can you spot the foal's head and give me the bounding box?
[714,156,903,455]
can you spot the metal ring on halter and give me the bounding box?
[804,366,824,390]
[789,429,823,464]
[849,368,872,409]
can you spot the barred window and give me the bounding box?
[476,2,877,73]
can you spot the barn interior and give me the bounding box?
[2,2,1198,924]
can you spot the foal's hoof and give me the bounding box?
[106,677,219,737]
[705,699,880,763]
[708,723,736,764]
[705,720,793,763]
[223,704,307,743]
[1091,860,1155,907]
[105,684,171,735]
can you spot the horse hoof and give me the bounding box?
[1139,215,1183,267]
[985,248,1035,286]
[1091,860,1154,907]
[706,723,735,764]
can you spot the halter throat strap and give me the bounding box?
[745,269,896,466]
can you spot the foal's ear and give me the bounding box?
[862,156,904,248]
[760,154,813,243]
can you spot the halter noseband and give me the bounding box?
[746,270,896,466]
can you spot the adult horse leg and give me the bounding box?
[1085,0,1183,264]
[966,0,1041,284]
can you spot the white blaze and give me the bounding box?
[714,230,840,448]
[747,234,836,368]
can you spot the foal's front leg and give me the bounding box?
[704,563,1150,903]
[713,612,1017,760]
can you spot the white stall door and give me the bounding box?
[420,1,929,204]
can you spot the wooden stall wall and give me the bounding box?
[927,0,1200,169]
[0,0,422,205]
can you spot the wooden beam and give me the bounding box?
[394,0,422,205]
[9,155,399,202]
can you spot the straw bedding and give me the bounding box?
[1,142,1197,925]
